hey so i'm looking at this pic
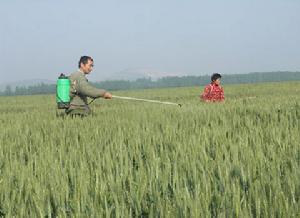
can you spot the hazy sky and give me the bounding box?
[1,0,300,83]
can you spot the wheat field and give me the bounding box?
[0,82,299,217]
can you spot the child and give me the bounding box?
[201,73,225,102]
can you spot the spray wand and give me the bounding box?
[112,95,182,107]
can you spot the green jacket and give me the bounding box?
[66,70,106,115]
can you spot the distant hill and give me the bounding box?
[105,68,183,81]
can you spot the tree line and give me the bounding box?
[1,71,300,96]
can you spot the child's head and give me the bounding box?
[211,73,222,85]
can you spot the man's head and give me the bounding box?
[211,73,222,85]
[78,56,94,74]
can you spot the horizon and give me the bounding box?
[1,71,300,89]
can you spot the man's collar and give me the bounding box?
[78,69,85,74]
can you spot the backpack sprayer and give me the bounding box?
[56,73,182,109]
[56,73,70,109]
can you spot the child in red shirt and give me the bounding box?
[201,73,225,102]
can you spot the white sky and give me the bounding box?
[1,0,299,83]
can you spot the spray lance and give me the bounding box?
[112,95,182,107]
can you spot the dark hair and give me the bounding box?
[78,56,93,68]
[211,73,222,82]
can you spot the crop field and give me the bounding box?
[0,81,299,217]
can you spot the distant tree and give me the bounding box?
[4,85,13,96]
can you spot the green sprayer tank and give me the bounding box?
[56,73,70,109]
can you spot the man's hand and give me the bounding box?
[103,92,112,99]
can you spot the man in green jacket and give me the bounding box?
[66,56,112,116]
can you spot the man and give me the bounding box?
[66,56,112,116]
[200,73,225,102]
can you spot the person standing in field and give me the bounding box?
[200,73,225,102]
[66,56,112,116]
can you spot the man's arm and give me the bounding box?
[77,76,109,98]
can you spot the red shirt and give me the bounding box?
[201,83,225,102]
